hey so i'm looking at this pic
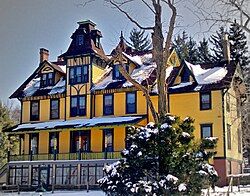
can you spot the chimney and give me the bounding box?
[222,34,230,63]
[40,48,49,63]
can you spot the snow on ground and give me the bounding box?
[1,190,104,196]
[2,186,250,195]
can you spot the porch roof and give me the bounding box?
[7,115,146,133]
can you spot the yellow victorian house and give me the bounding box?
[1,20,245,189]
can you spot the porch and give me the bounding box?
[9,151,122,162]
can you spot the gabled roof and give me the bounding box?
[168,60,237,93]
[10,60,66,99]
[92,52,173,91]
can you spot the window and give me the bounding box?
[200,92,211,110]
[125,127,132,149]
[41,72,54,87]
[103,129,113,152]
[126,92,136,114]
[201,124,212,138]
[227,124,231,150]
[70,95,86,117]
[112,64,129,80]
[70,131,90,153]
[50,99,59,119]
[49,132,59,154]
[30,101,39,121]
[238,128,242,153]
[77,35,84,45]
[30,133,39,154]
[103,94,113,115]
[69,65,89,84]
[95,37,100,48]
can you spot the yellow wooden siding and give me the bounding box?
[24,134,29,154]
[59,131,70,153]
[114,92,125,116]
[114,127,125,151]
[137,91,147,115]
[91,128,103,152]
[39,132,49,153]
[92,64,105,83]
[224,87,242,161]
[40,99,50,121]
[169,91,224,157]
[95,94,103,117]
[22,101,30,123]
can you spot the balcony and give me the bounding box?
[9,151,122,162]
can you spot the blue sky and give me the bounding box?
[0,0,228,104]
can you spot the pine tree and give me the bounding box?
[173,31,198,63]
[129,28,151,52]
[98,115,218,195]
[229,20,250,72]
[197,38,212,64]
[209,26,226,62]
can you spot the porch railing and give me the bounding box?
[9,151,122,162]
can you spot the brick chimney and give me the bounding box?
[40,48,49,63]
[222,34,230,63]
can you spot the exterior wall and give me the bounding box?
[39,132,49,153]
[224,87,242,162]
[22,101,30,123]
[21,97,65,123]
[92,64,105,83]
[169,90,225,157]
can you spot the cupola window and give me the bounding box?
[77,35,84,46]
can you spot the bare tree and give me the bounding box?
[85,0,177,124]
[191,0,250,34]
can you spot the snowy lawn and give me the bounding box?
[2,186,250,196]
[0,190,104,196]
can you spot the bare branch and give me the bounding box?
[106,0,154,30]
[116,52,159,123]
[141,0,156,14]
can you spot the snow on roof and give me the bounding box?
[49,77,66,95]
[23,76,65,97]
[123,63,156,87]
[123,52,143,65]
[12,116,145,132]
[185,61,228,84]
[23,77,40,97]
[58,65,66,73]
[169,82,193,89]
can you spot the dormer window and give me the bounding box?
[77,35,84,46]
[112,64,129,80]
[41,72,54,87]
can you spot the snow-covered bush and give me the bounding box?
[98,115,218,195]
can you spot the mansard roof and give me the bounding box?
[59,20,108,61]
[10,60,66,99]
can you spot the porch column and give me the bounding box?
[78,131,81,160]
[7,135,10,162]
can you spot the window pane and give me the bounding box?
[104,95,113,115]
[82,66,88,83]
[201,125,212,138]
[51,100,59,119]
[31,134,38,154]
[104,129,113,152]
[126,93,136,114]
[31,101,39,120]
[76,67,82,83]
[201,93,211,110]
[79,96,86,116]
[70,97,78,117]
